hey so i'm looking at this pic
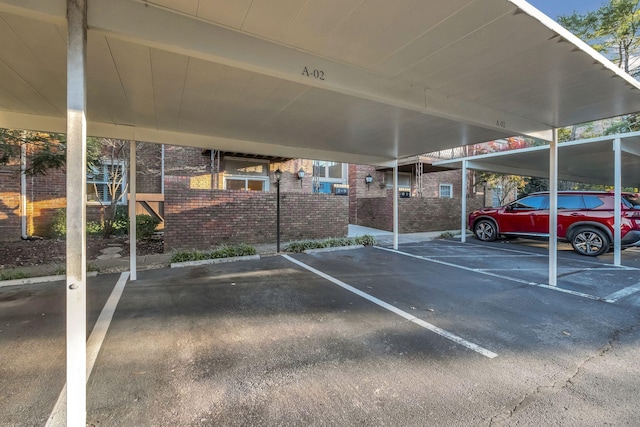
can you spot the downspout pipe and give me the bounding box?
[20,142,28,239]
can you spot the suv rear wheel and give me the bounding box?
[570,227,609,256]
[474,219,498,241]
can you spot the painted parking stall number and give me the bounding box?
[302,66,325,80]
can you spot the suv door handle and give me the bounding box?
[570,213,584,216]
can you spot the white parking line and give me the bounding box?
[46,272,130,427]
[604,282,640,303]
[282,254,497,359]
[375,247,602,302]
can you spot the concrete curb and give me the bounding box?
[304,245,365,254]
[0,271,99,288]
[170,254,260,268]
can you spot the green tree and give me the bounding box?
[0,128,102,175]
[478,172,527,206]
[559,0,640,74]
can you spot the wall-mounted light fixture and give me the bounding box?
[297,168,305,188]
[365,173,373,190]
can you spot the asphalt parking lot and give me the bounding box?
[1,238,640,426]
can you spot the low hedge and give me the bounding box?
[285,234,376,253]
[170,243,257,263]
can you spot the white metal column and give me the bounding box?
[129,140,137,280]
[65,0,88,425]
[461,159,467,243]
[549,129,558,286]
[393,163,399,250]
[613,138,622,266]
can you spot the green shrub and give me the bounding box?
[49,208,107,237]
[285,235,376,253]
[49,208,67,238]
[86,221,104,235]
[0,271,30,281]
[354,234,376,246]
[171,243,257,263]
[136,214,160,238]
[439,231,454,239]
[112,205,130,235]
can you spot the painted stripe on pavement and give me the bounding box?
[46,272,130,427]
[605,281,640,303]
[375,246,602,302]
[282,254,497,359]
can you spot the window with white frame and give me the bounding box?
[385,171,412,188]
[439,183,453,198]
[312,160,347,193]
[313,160,345,179]
[223,157,269,191]
[87,162,127,204]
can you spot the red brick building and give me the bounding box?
[0,142,482,249]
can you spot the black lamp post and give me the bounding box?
[297,168,305,188]
[274,168,282,252]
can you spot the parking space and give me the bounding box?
[386,238,640,304]
[1,239,640,425]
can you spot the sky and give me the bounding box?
[527,0,608,19]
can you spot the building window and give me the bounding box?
[225,178,266,191]
[87,162,127,204]
[313,160,344,179]
[223,157,269,191]
[491,186,503,207]
[439,183,453,198]
[385,172,412,188]
[312,160,347,193]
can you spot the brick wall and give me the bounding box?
[27,167,67,236]
[164,175,348,250]
[356,191,484,233]
[0,167,21,241]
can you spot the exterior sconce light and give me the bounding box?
[297,168,305,188]
[365,173,374,190]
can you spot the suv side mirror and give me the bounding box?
[505,205,514,212]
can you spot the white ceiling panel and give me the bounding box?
[240,0,307,42]
[1,0,640,165]
[196,0,253,29]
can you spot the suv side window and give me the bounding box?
[583,195,604,209]
[558,195,585,209]
[510,195,547,210]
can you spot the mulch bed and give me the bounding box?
[0,236,164,269]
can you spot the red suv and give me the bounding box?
[468,191,640,256]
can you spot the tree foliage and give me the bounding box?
[0,128,102,175]
[559,0,640,75]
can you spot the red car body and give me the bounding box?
[468,191,640,256]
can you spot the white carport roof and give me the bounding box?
[2,0,640,165]
[6,1,640,425]
[434,132,640,187]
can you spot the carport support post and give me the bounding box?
[129,139,137,280]
[549,129,558,287]
[393,163,399,250]
[613,138,622,266]
[66,0,88,425]
[461,159,467,243]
